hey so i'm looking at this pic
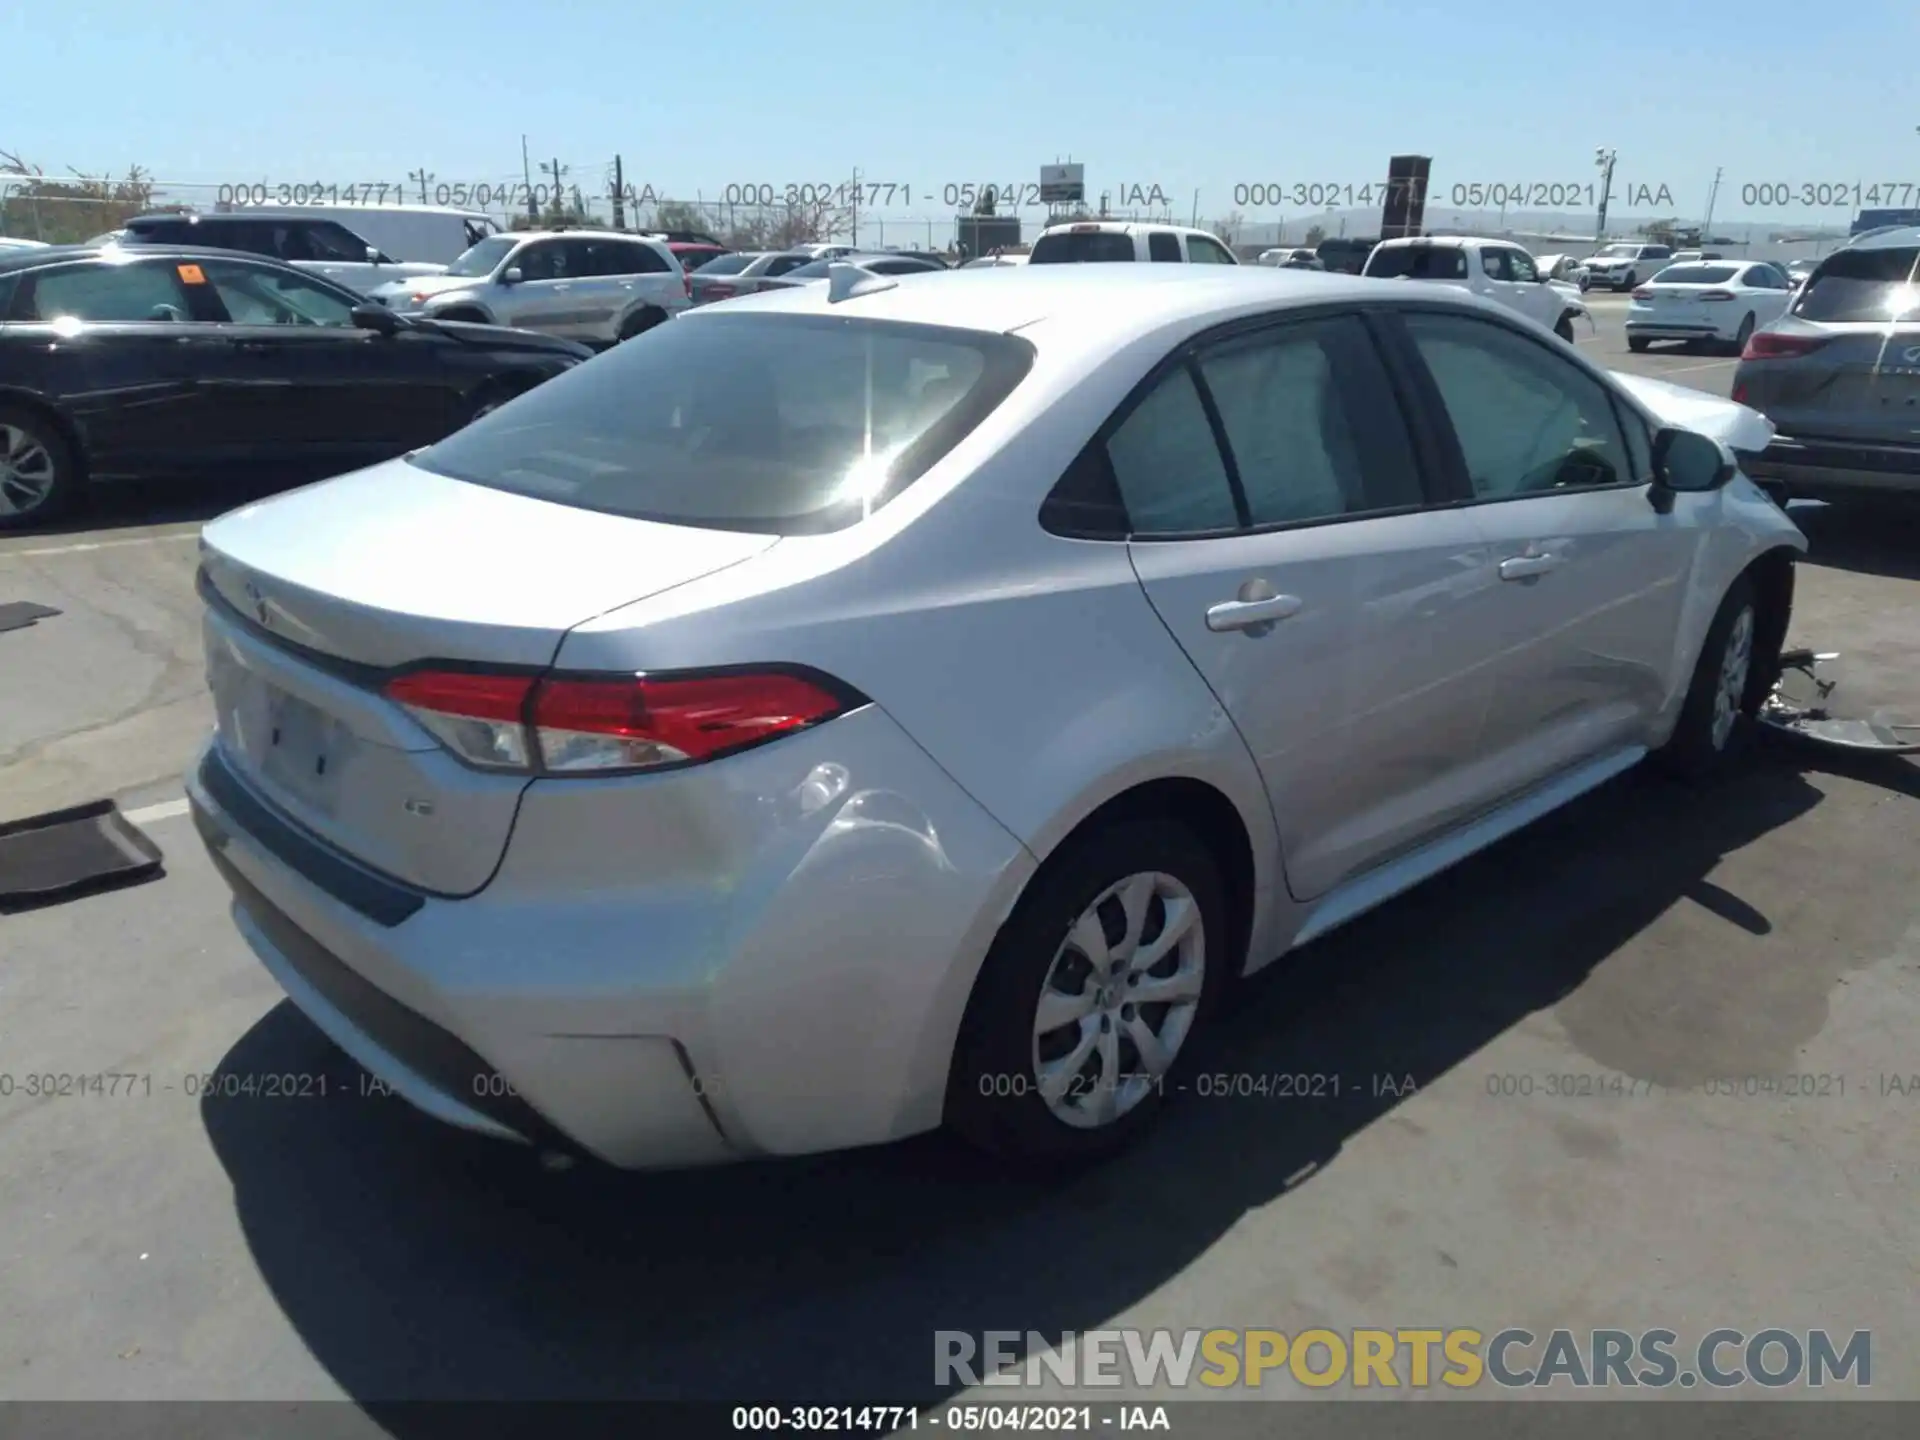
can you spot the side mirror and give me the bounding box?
[350,303,402,336]
[500,266,523,285]
[366,246,382,264]
[1651,426,1734,498]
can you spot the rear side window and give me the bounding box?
[765,254,812,276]
[1104,369,1240,532]
[1030,231,1138,263]
[591,241,666,275]
[1792,246,1920,323]
[1147,233,1182,263]
[15,261,191,322]
[696,253,753,276]
[411,313,1034,535]
[1195,317,1423,525]
[1365,246,1468,279]
[126,219,197,245]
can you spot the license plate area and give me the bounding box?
[208,639,353,817]
[1829,372,1920,409]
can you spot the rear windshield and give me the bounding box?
[694,252,754,275]
[1791,246,1920,323]
[410,313,1035,535]
[1653,264,1739,285]
[1029,231,1137,263]
[1363,245,1468,279]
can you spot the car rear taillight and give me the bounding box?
[706,283,735,300]
[1732,383,1748,403]
[1698,290,1735,302]
[385,667,862,775]
[683,268,693,299]
[1632,286,1652,299]
[1741,330,1830,361]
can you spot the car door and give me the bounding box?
[493,238,577,333]
[1111,310,1508,901]
[1477,245,1538,323]
[1745,264,1793,325]
[597,238,678,330]
[189,256,461,475]
[4,257,212,479]
[1387,308,1700,798]
[1502,246,1564,329]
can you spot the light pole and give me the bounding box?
[1594,147,1617,244]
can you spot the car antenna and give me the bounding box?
[826,263,896,303]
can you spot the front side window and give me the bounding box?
[1403,313,1631,499]
[1103,368,1240,533]
[513,241,571,281]
[1366,245,1468,279]
[764,254,813,276]
[200,260,357,326]
[1188,236,1235,264]
[1507,250,1540,282]
[300,222,377,262]
[411,313,1033,535]
[16,260,192,322]
[1481,248,1511,280]
[445,236,518,277]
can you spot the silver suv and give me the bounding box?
[369,229,689,345]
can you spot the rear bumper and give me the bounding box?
[187,703,1035,1170]
[1625,315,1732,340]
[1739,434,1920,496]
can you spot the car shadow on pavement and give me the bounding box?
[199,746,1893,1421]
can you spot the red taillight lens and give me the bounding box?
[683,268,693,298]
[1631,286,1653,299]
[1698,290,1735,302]
[1741,331,1829,362]
[1732,384,1748,403]
[385,667,859,774]
[385,670,537,769]
[534,671,855,772]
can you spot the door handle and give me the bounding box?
[1206,593,1303,632]
[1498,554,1560,580]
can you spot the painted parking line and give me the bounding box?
[3,532,200,560]
[124,797,191,827]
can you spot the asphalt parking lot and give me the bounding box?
[2,297,1917,1415]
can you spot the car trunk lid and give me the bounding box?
[1737,324,1920,444]
[197,459,778,893]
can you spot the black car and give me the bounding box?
[0,244,591,528]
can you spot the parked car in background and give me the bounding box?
[1732,226,1920,503]
[1363,236,1590,341]
[103,208,461,297]
[0,244,588,528]
[0,237,50,252]
[1535,254,1591,291]
[1626,261,1796,354]
[1582,241,1675,292]
[1314,237,1379,274]
[690,250,820,303]
[368,229,690,344]
[1784,258,1816,289]
[183,264,1800,1175]
[668,242,730,273]
[960,253,1028,268]
[1258,247,1325,270]
[647,229,726,247]
[1029,221,1239,264]
[754,251,948,291]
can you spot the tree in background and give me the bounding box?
[2,149,154,243]
[638,193,853,250]
[1304,223,1327,247]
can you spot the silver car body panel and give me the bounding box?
[192,266,1807,1166]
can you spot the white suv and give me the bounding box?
[369,229,690,345]
[1029,221,1240,265]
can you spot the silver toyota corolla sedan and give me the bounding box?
[187,264,1806,1171]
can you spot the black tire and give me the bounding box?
[1651,574,1765,784]
[1554,314,1576,343]
[1729,311,1756,355]
[946,819,1231,1166]
[1628,336,1650,353]
[0,403,80,530]
[1623,270,1639,290]
[618,307,666,342]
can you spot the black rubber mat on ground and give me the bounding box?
[0,601,61,634]
[0,799,163,912]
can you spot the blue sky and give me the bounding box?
[7,0,1918,226]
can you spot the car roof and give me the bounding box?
[505,228,662,243]
[683,263,1452,345]
[0,241,323,275]
[1845,225,1920,250]
[1038,220,1222,239]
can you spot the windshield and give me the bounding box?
[444,236,518,277]
[410,313,1035,535]
[1652,264,1740,285]
[1364,245,1468,279]
[694,252,754,275]
[1791,246,1920,323]
[1029,231,1137,263]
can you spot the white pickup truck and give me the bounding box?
[1361,236,1592,342]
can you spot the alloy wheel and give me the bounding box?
[1031,871,1206,1129]
[0,424,57,518]
[1712,606,1755,750]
